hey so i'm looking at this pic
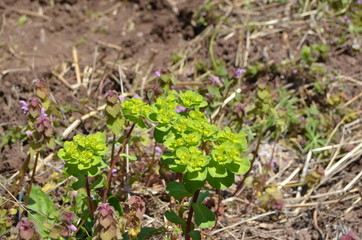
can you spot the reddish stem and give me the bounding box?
[185,190,200,240]
[86,176,95,217]
[102,123,135,203]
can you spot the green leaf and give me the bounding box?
[207,162,227,178]
[166,181,193,198]
[183,177,205,193]
[196,191,209,203]
[169,163,187,173]
[191,203,215,228]
[138,227,163,240]
[108,195,124,217]
[90,174,106,189]
[207,172,234,190]
[105,104,121,118]
[17,15,28,26]
[225,158,250,175]
[28,186,58,236]
[106,117,125,135]
[71,175,86,190]
[125,115,147,129]
[189,230,201,240]
[165,210,186,227]
[185,168,207,181]
[47,136,56,150]
[119,153,137,161]
[154,124,171,143]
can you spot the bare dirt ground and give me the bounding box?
[0,0,361,239]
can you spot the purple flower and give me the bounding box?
[19,100,29,115]
[357,0,361,4]
[170,85,175,89]
[155,146,162,154]
[133,94,140,99]
[72,191,77,197]
[209,76,220,85]
[234,69,246,79]
[343,15,351,23]
[118,96,125,102]
[155,71,161,77]
[69,224,77,232]
[25,131,33,137]
[40,108,48,117]
[175,106,186,113]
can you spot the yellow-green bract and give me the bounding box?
[58,132,108,176]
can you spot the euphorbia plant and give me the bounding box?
[55,89,250,239]
[120,89,250,239]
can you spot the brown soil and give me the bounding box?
[0,0,203,174]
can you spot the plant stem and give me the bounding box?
[103,123,135,203]
[185,190,200,240]
[21,152,40,218]
[24,152,39,206]
[212,190,223,230]
[145,141,157,187]
[86,176,95,217]
[233,123,263,197]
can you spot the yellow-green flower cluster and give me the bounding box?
[58,132,108,176]
[151,94,179,124]
[122,98,151,117]
[179,90,207,108]
[175,147,210,172]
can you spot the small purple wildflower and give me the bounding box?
[118,96,125,102]
[357,0,361,4]
[170,85,175,89]
[69,224,77,232]
[209,76,220,85]
[133,94,140,99]
[292,69,298,74]
[19,100,29,115]
[72,191,78,197]
[343,15,351,23]
[25,131,33,137]
[175,106,186,113]
[243,121,253,126]
[234,69,246,79]
[155,146,162,154]
[40,108,48,117]
[155,71,161,77]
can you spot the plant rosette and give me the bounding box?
[58,132,108,177]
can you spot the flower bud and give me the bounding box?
[33,79,49,100]
[93,203,121,240]
[105,90,119,104]
[16,218,40,240]
[28,98,42,118]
